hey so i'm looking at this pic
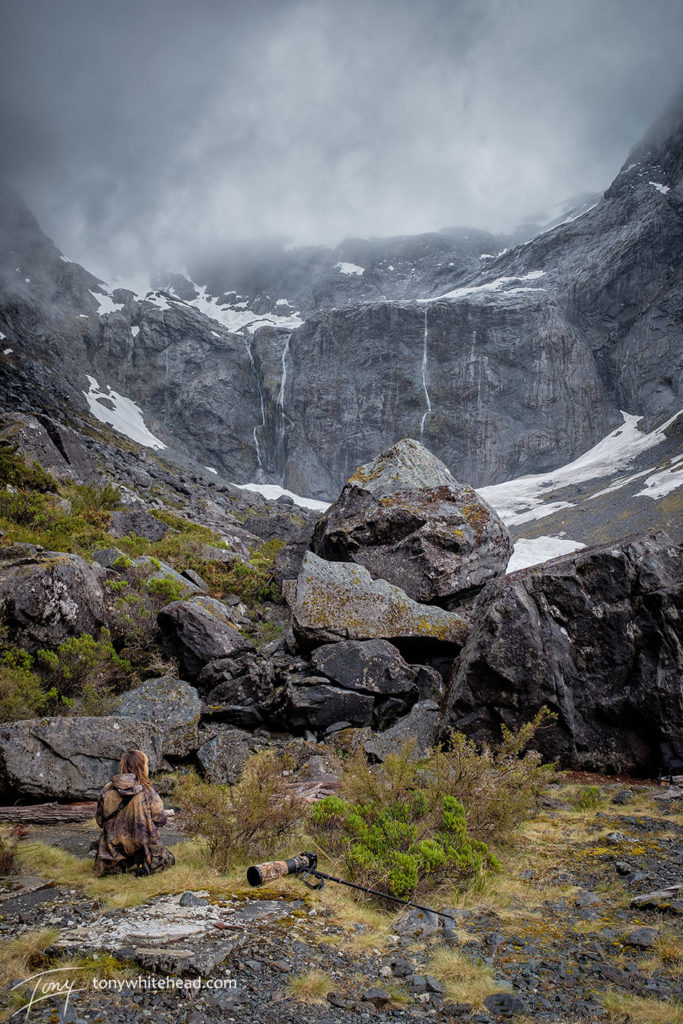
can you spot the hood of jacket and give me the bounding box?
[110,773,145,796]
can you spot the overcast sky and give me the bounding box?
[1,0,682,283]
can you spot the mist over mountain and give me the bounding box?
[2,0,683,284]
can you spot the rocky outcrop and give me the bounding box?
[157,596,255,681]
[110,510,169,542]
[0,412,98,484]
[0,544,107,650]
[312,439,511,605]
[442,531,683,774]
[364,700,441,762]
[291,551,470,648]
[0,716,163,800]
[114,677,203,758]
[278,681,375,733]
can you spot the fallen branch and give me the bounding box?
[0,801,97,824]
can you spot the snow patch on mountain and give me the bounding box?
[179,284,304,334]
[335,262,364,276]
[479,410,682,524]
[649,181,670,195]
[83,375,167,450]
[507,536,586,573]
[233,482,330,512]
[423,270,546,303]
[89,290,125,316]
[636,453,683,499]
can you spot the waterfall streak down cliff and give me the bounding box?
[419,308,432,441]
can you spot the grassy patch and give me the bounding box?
[600,990,683,1024]
[286,969,333,1004]
[425,946,504,1008]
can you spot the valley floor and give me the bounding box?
[0,780,681,1024]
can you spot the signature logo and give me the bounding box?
[11,967,86,1018]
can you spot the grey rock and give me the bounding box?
[131,555,202,596]
[312,438,511,604]
[110,510,169,542]
[311,639,419,696]
[196,726,253,784]
[361,987,391,1008]
[181,568,210,592]
[615,861,633,875]
[157,596,255,680]
[0,544,107,650]
[425,975,446,994]
[395,907,441,938]
[625,926,660,948]
[0,716,162,800]
[391,957,416,978]
[279,682,374,733]
[364,701,440,762]
[179,892,209,907]
[0,412,97,484]
[443,531,683,773]
[483,992,525,1016]
[612,789,635,805]
[292,551,470,647]
[114,676,203,758]
[92,546,126,568]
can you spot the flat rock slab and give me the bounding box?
[51,894,304,974]
[631,883,683,915]
[0,874,53,905]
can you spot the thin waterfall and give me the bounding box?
[244,336,266,470]
[276,334,291,483]
[419,307,432,441]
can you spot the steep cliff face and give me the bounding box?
[0,95,681,501]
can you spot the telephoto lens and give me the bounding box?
[246,853,313,886]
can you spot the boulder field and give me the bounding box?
[0,439,681,800]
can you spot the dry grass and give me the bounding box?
[16,839,248,909]
[600,990,683,1024]
[313,880,394,953]
[425,946,505,1008]
[0,928,58,990]
[286,969,334,1004]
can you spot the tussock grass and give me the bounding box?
[600,990,683,1024]
[425,946,504,1008]
[286,969,333,1004]
[0,928,58,989]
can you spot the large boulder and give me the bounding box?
[364,700,441,762]
[292,551,469,648]
[0,544,107,650]
[312,439,511,606]
[278,680,375,732]
[311,639,418,696]
[115,677,203,758]
[157,596,255,681]
[196,726,254,784]
[442,531,683,774]
[0,716,163,800]
[109,510,169,542]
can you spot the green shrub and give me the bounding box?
[145,576,186,604]
[35,630,132,714]
[572,785,603,810]
[0,661,49,721]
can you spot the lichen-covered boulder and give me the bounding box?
[196,726,254,784]
[0,716,163,800]
[364,700,441,762]
[279,680,375,732]
[312,438,511,606]
[115,676,203,758]
[109,509,169,542]
[292,551,469,647]
[443,531,683,774]
[157,596,255,680]
[0,544,107,650]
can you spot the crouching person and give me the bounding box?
[94,748,175,877]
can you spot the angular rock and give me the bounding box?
[312,438,511,605]
[364,700,440,762]
[109,509,169,542]
[484,992,525,1016]
[196,726,253,784]
[292,551,469,647]
[443,532,683,774]
[311,639,418,696]
[0,544,107,650]
[279,681,374,733]
[0,716,162,800]
[362,988,391,1008]
[0,411,97,484]
[131,555,202,596]
[114,677,203,758]
[625,926,660,948]
[395,907,441,938]
[157,596,255,681]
